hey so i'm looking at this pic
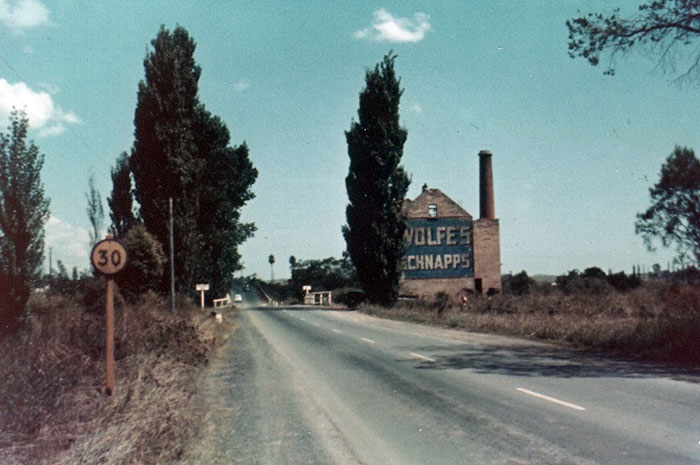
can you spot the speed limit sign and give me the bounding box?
[91,238,128,275]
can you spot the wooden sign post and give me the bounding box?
[195,284,209,310]
[91,234,128,396]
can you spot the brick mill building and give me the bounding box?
[400,150,501,298]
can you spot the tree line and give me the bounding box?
[116,25,258,302]
[2,3,700,341]
[0,25,258,338]
[86,26,259,304]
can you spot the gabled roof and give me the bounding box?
[403,187,472,220]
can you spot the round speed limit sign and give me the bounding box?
[91,239,128,275]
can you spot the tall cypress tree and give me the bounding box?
[343,52,410,306]
[130,25,203,293]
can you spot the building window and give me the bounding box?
[428,204,437,218]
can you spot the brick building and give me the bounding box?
[400,150,501,298]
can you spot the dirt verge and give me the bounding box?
[0,293,233,465]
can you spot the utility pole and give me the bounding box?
[169,197,175,312]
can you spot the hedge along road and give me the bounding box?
[184,307,700,465]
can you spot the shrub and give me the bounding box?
[503,270,535,295]
[116,225,166,301]
[556,269,612,295]
[433,291,452,316]
[556,268,641,294]
[582,266,606,279]
[606,271,641,291]
[334,289,365,308]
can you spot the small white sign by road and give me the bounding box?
[196,284,209,309]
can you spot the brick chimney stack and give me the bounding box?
[479,150,495,219]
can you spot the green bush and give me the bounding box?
[334,289,365,308]
[606,271,641,291]
[503,270,535,295]
[116,225,166,301]
[433,292,452,316]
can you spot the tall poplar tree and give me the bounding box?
[344,52,410,306]
[0,110,50,336]
[130,25,257,298]
[85,174,104,248]
[130,25,203,293]
[108,151,137,238]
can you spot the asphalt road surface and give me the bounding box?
[186,307,700,465]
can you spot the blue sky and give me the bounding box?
[1,1,699,282]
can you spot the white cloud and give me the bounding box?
[0,0,49,31]
[38,123,70,137]
[37,81,59,94]
[44,215,91,273]
[409,103,423,114]
[355,8,431,43]
[0,78,81,137]
[234,79,250,93]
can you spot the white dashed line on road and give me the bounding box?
[516,387,587,411]
[361,338,376,345]
[410,352,436,363]
[332,329,342,334]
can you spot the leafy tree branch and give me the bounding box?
[567,1,700,82]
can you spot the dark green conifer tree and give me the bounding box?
[194,105,257,300]
[130,25,256,298]
[130,25,205,293]
[108,151,137,238]
[343,52,410,306]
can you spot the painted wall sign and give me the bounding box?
[403,218,474,279]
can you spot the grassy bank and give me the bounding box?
[362,281,700,365]
[0,292,232,465]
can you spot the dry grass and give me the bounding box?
[0,291,233,465]
[364,282,700,365]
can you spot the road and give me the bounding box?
[186,307,700,465]
[228,279,262,307]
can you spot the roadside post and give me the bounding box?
[91,234,128,396]
[196,284,209,310]
[302,285,312,305]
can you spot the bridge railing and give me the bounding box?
[214,294,232,309]
[303,291,332,306]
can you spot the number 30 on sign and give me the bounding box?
[91,239,128,275]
